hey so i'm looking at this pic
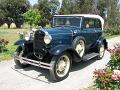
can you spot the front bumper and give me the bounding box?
[14,55,52,69]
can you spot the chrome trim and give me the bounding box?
[50,33,72,35]
[14,55,52,70]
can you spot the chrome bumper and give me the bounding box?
[14,55,52,69]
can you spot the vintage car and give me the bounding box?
[14,14,108,81]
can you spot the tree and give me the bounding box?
[0,0,30,28]
[97,0,120,27]
[34,0,60,27]
[23,9,41,28]
[108,0,120,27]
[37,0,52,27]
[49,0,60,14]
[59,0,94,14]
[59,0,75,14]
[0,9,5,26]
[59,0,120,27]
[77,0,94,14]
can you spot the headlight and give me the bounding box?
[44,32,52,44]
[25,30,35,41]
[25,33,30,41]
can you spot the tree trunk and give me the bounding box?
[7,23,11,28]
[15,23,21,28]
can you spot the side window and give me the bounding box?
[83,18,95,29]
[95,19,101,28]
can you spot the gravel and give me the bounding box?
[0,36,120,90]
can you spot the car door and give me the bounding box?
[80,18,98,48]
[94,19,102,39]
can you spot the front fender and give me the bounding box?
[49,45,72,55]
[14,39,26,45]
[14,39,26,50]
[49,45,80,56]
[49,45,81,62]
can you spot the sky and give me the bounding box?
[29,0,38,6]
[29,0,120,6]
[29,0,63,6]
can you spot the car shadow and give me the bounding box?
[13,65,53,83]
[71,58,97,72]
[13,58,97,83]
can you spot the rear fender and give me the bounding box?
[96,37,108,49]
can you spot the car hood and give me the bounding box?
[40,27,75,46]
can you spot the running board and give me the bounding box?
[82,53,99,61]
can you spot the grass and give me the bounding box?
[0,24,29,61]
[104,34,120,39]
[0,24,120,61]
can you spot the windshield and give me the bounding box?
[53,17,81,28]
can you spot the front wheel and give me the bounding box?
[14,46,29,68]
[50,52,72,81]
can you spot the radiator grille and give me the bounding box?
[34,30,46,54]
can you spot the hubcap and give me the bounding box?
[75,40,85,57]
[99,45,105,58]
[56,55,70,77]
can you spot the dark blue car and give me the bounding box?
[14,14,108,81]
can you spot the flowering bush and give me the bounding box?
[94,44,120,90]
[107,44,120,70]
[111,70,120,81]
[94,69,120,90]
[0,38,9,52]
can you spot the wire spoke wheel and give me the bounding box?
[75,40,85,57]
[99,44,105,58]
[14,46,29,68]
[18,50,27,65]
[50,52,71,81]
[56,55,70,77]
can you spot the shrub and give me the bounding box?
[104,27,120,36]
[94,69,120,90]
[94,44,120,90]
[107,44,120,70]
[18,32,25,39]
[23,9,41,28]
[0,38,9,52]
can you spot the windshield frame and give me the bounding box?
[53,16,82,28]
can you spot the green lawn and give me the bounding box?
[0,24,120,61]
[0,25,29,61]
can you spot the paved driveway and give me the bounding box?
[0,36,120,90]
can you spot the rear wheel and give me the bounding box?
[14,46,29,68]
[97,43,105,60]
[73,37,85,58]
[50,52,72,81]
